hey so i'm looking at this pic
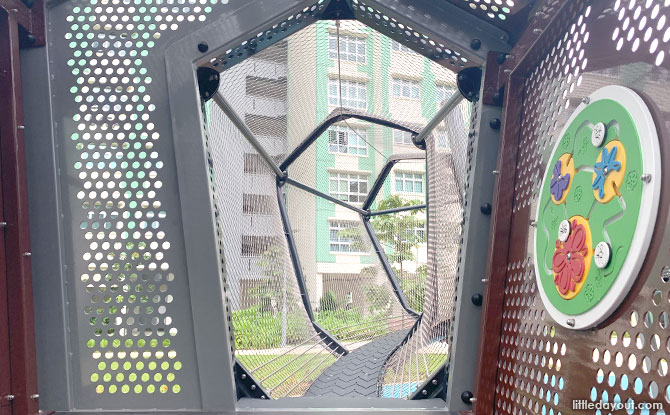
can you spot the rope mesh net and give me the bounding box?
[205,17,470,398]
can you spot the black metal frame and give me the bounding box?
[276,181,349,356]
[280,108,420,171]
[234,360,271,399]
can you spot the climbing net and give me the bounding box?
[204,18,469,398]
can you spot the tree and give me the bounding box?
[370,195,426,278]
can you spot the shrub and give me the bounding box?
[232,306,309,350]
[319,290,338,312]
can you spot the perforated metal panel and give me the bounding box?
[43,0,242,408]
[491,1,670,414]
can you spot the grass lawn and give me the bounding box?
[237,352,338,396]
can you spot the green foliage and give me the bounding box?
[364,284,391,314]
[398,264,426,312]
[316,308,389,341]
[319,290,338,312]
[232,306,309,349]
[370,195,425,275]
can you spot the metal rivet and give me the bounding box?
[471,293,483,306]
[558,220,571,242]
[250,385,256,390]
[421,389,428,396]
[4,395,14,401]
[197,42,209,53]
[470,397,477,403]
[432,379,438,385]
[30,394,39,400]
[641,174,652,183]
[480,203,492,215]
[241,374,246,380]
[23,252,31,257]
[0,222,6,228]
[489,118,501,130]
[461,391,474,404]
[566,318,575,327]
[470,38,481,50]
[492,170,500,175]
[17,125,25,130]
[582,97,590,105]
[481,278,489,284]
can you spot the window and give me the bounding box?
[391,40,412,53]
[328,34,366,63]
[395,172,424,194]
[328,125,368,155]
[241,235,280,257]
[329,172,368,203]
[393,130,414,145]
[244,114,287,136]
[329,221,359,252]
[328,79,367,109]
[402,222,426,243]
[436,130,450,150]
[244,153,284,175]
[436,85,454,104]
[242,194,274,215]
[392,78,420,99]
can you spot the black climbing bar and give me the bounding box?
[280,108,420,171]
[276,182,348,356]
[284,177,367,216]
[369,204,427,217]
[362,216,420,318]
[362,153,425,211]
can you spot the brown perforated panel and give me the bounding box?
[491,1,670,414]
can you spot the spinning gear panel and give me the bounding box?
[534,85,662,330]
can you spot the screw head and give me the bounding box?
[566,318,576,327]
[641,173,652,183]
[461,391,474,404]
[4,395,14,401]
[422,389,428,395]
[470,38,482,50]
[197,42,209,53]
[480,203,492,215]
[471,293,483,306]
[489,118,501,130]
[582,97,591,105]
[432,379,438,385]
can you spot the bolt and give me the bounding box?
[641,174,652,183]
[432,379,438,385]
[197,42,209,53]
[566,318,575,327]
[0,222,6,228]
[492,170,500,175]
[471,293,483,306]
[496,53,507,65]
[4,395,14,401]
[17,125,25,130]
[422,389,428,396]
[480,203,492,215]
[581,97,590,105]
[461,391,474,404]
[470,398,478,403]
[23,252,31,257]
[481,278,489,284]
[241,374,246,380]
[489,118,501,130]
[30,394,39,400]
[470,38,482,50]
[251,385,256,390]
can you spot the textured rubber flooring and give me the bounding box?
[305,329,410,397]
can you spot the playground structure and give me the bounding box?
[0,0,669,414]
